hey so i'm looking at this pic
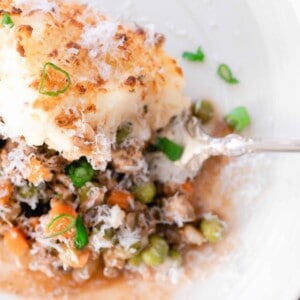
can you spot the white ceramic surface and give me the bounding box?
[3,0,300,299]
[89,1,300,299]
[83,1,300,299]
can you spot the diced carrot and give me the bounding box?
[107,190,133,210]
[0,180,13,206]
[181,181,194,194]
[3,227,29,256]
[25,157,52,185]
[46,199,77,238]
[59,248,90,269]
[49,199,77,218]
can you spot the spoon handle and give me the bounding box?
[214,134,300,157]
[245,138,300,153]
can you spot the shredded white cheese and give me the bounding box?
[81,20,122,56]
[13,0,58,15]
[117,227,141,251]
[89,205,125,229]
[3,140,32,185]
[89,231,114,253]
[143,24,160,46]
[80,20,124,79]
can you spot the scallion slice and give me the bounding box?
[39,62,71,97]
[155,137,184,161]
[44,213,76,239]
[74,215,88,250]
[225,106,251,132]
[2,12,14,28]
[45,214,89,249]
[217,64,239,84]
[182,47,205,62]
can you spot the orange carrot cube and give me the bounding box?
[3,227,29,256]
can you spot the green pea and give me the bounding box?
[104,228,116,239]
[141,235,169,267]
[199,216,225,243]
[78,182,102,202]
[149,235,169,255]
[141,247,164,267]
[67,157,95,188]
[193,100,214,124]
[169,249,182,267]
[18,184,37,199]
[116,123,132,145]
[101,228,118,245]
[130,241,142,251]
[132,182,156,204]
[128,254,143,267]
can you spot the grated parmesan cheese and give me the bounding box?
[80,20,121,57]
[13,0,58,15]
[89,231,114,253]
[143,24,160,46]
[154,258,184,284]
[2,140,32,186]
[117,227,141,251]
[163,194,196,227]
[80,20,124,80]
[15,183,40,210]
[88,205,125,229]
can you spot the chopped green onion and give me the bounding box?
[116,123,132,145]
[2,12,14,28]
[132,181,156,204]
[217,64,239,84]
[74,215,88,250]
[39,62,71,97]
[67,157,95,188]
[44,213,76,239]
[193,100,214,124]
[182,47,205,62]
[155,137,184,161]
[225,106,251,132]
[45,214,88,249]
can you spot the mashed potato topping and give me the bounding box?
[0,0,189,169]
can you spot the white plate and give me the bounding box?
[85,1,300,299]
[3,0,300,299]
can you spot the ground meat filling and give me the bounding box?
[0,130,226,283]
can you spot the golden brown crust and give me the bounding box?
[0,0,188,168]
[3,0,183,117]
